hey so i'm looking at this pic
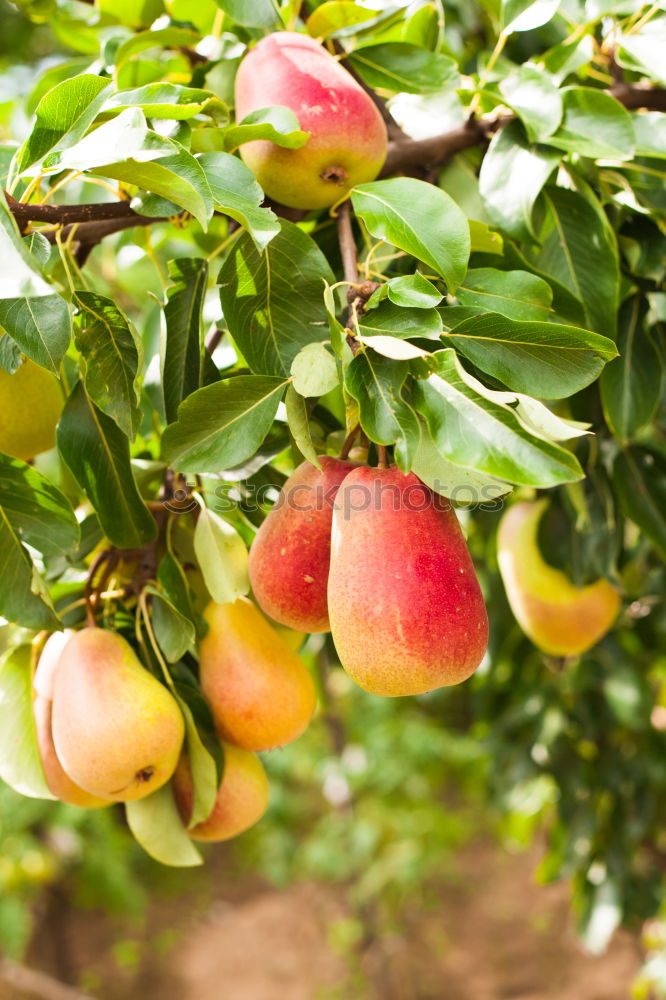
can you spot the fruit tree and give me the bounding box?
[0,0,664,966]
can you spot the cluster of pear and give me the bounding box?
[32,597,317,842]
[497,500,620,657]
[249,458,489,697]
[235,31,388,210]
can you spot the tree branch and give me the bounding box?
[0,958,94,1000]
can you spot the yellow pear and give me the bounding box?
[172,741,269,842]
[0,358,63,461]
[199,598,316,751]
[497,500,620,656]
[33,631,110,808]
[51,628,185,802]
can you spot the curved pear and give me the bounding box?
[497,500,620,656]
[172,741,269,842]
[33,631,110,808]
[249,457,357,633]
[234,32,388,209]
[328,467,488,696]
[51,628,185,802]
[199,598,316,751]
[0,358,63,461]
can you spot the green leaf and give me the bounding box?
[502,0,560,32]
[456,268,553,321]
[352,178,470,290]
[548,88,635,161]
[0,453,79,557]
[193,506,249,605]
[446,312,617,398]
[290,343,339,397]
[219,221,335,376]
[114,27,200,67]
[222,106,309,152]
[0,296,71,374]
[174,693,219,828]
[162,258,207,424]
[285,385,321,469]
[0,645,54,799]
[359,301,443,339]
[614,447,666,558]
[632,112,666,158]
[0,509,59,629]
[345,352,421,468]
[413,349,583,487]
[126,784,203,867]
[357,335,429,360]
[214,0,280,27]
[348,43,457,94]
[45,109,213,228]
[0,193,54,299]
[479,120,561,240]
[618,18,666,87]
[600,297,662,440]
[158,551,201,636]
[57,381,157,549]
[74,292,142,439]
[146,585,196,664]
[197,152,279,251]
[411,429,512,503]
[105,83,227,122]
[468,220,504,255]
[306,1,379,38]
[539,187,619,337]
[17,74,112,171]
[384,274,443,309]
[0,336,21,374]
[161,375,287,473]
[498,65,562,142]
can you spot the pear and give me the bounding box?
[248,457,357,633]
[33,631,111,808]
[234,32,388,209]
[327,467,488,696]
[172,741,269,842]
[199,598,316,751]
[51,628,185,802]
[497,500,620,656]
[0,358,63,461]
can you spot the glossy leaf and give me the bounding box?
[0,454,79,557]
[222,106,309,152]
[349,43,457,94]
[17,74,112,171]
[502,0,560,32]
[0,511,59,629]
[352,178,470,290]
[359,301,443,340]
[126,784,203,867]
[105,83,227,121]
[285,385,321,468]
[601,298,663,440]
[498,65,562,142]
[197,151,279,250]
[214,0,280,27]
[411,430,512,503]
[162,258,207,424]
[57,381,156,549]
[161,375,288,473]
[345,351,421,469]
[0,295,71,374]
[291,343,339,397]
[548,88,635,161]
[219,221,334,376]
[0,194,54,299]
[194,506,249,605]
[0,645,54,799]
[456,268,553,321]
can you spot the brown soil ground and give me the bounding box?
[2,836,641,1000]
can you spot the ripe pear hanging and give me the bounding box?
[0,359,63,461]
[51,628,185,802]
[497,500,620,656]
[234,31,388,209]
[327,467,489,696]
[249,457,357,633]
[173,741,269,842]
[199,598,316,751]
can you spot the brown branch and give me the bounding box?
[5,191,138,231]
[609,82,666,111]
[0,959,95,1000]
[336,199,358,288]
[382,115,509,176]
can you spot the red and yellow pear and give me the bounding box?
[51,628,185,802]
[234,32,388,209]
[33,631,110,809]
[199,598,316,751]
[172,741,269,842]
[497,500,620,656]
[249,457,357,633]
[327,467,489,696]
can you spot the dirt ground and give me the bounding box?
[4,837,641,1000]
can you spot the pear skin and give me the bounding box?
[0,359,63,461]
[249,457,357,633]
[172,742,269,842]
[33,631,110,808]
[234,32,388,209]
[51,628,185,802]
[497,500,620,656]
[199,598,316,751]
[327,467,488,696]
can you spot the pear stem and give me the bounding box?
[376,445,389,469]
[84,549,114,627]
[339,425,360,459]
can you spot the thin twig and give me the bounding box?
[0,959,94,1000]
[339,425,360,459]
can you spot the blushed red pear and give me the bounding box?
[327,467,488,696]
[234,32,388,209]
[249,457,357,633]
